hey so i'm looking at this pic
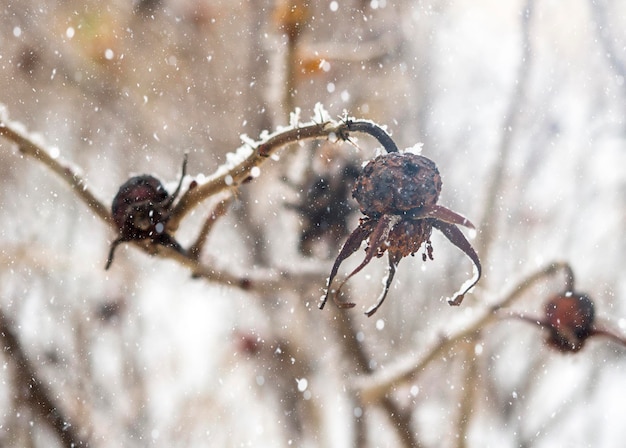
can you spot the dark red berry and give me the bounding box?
[111,175,170,240]
[105,156,188,269]
[544,292,595,352]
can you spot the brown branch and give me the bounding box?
[168,115,397,230]
[188,197,233,260]
[0,113,111,224]
[358,261,574,403]
[0,308,90,447]
[331,307,422,448]
[1,104,397,295]
[456,340,479,448]
[0,112,326,293]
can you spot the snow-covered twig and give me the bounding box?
[0,104,338,293]
[0,107,111,224]
[357,261,574,404]
[167,109,397,231]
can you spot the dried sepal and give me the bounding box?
[420,204,475,229]
[332,215,397,299]
[319,218,376,310]
[430,220,482,305]
[364,253,400,317]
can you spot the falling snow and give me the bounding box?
[0,1,625,448]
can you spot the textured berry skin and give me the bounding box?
[352,153,442,217]
[111,175,170,241]
[545,292,595,352]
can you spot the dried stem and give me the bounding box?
[188,197,233,260]
[168,115,398,229]
[332,307,422,448]
[358,261,574,403]
[456,340,479,448]
[0,308,90,447]
[592,328,626,349]
[1,104,395,291]
[0,115,111,224]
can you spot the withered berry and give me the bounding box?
[111,175,170,240]
[287,162,360,256]
[544,292,595,352]
[320,151,481,316]
[105,157,187,269]
[353,153,441,217]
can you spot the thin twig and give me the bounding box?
[358,261,574,403]
[0,115,111,224]
[0,308,90,447]
[456,339,479,448]
[188,198,233,260]
[168,116,397,229]
[332,307,422,448]
[592,328,626,348]
[2,104,396,285]
[152,242,327,294]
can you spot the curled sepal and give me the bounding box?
[105,238,124,270]
[421,205,475,229]
[431,220,481,306]
[319,219,375,310]
[364,253,400,317]
[332,216,396,304]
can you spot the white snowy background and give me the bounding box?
[1,0,625,447]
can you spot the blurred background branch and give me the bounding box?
[0,308,89,447]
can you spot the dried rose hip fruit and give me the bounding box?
[105,157,187,269]
[320,151,481,316]
[353,152,442,217]
[544,292,595,352]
